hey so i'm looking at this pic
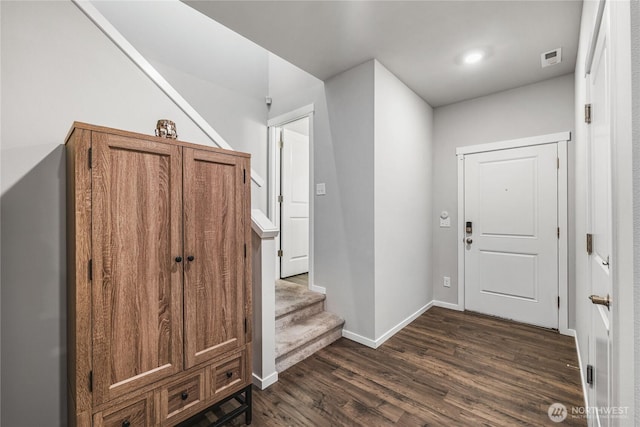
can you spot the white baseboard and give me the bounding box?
[252,371,278,390]
[374,301,433,347]
[433,300,463,311]
[342,329,377,348]
[342,301,433,349]
[310,284,326,294]
[569,329,590,411]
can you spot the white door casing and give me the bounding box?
[587,2,613,425]
[279,125,310,278]
[463,143,559,329]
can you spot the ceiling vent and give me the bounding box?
[541,48,562,68]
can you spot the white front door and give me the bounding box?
[587,3,613,425]
[464,144,558,329]
[280,124,309,278]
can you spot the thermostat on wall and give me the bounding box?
[541,48,562,68]
[440,211,451,228]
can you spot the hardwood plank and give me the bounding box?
[187,308,585,426]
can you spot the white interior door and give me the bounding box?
[280,125,309,278]
[587,4,612,425]
[464,144,558,329]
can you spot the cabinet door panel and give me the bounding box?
[92,133,183,404]
[183,149,245,368]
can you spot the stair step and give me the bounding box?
[275,280,325,319]
[275,311,344,372]
[276,299,324,331]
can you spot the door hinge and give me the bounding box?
[557,227,560,239]
[557,158,560,169]
[278,195,283,203]
[89,370,93,392]
[585,104,592,124]
[88,259,92,281]
[277,249,283,257]
[557,296,560,309]
[279,131,284,149]
[586,364,594,385]
[586,233,593,255]
[88,147,93,169]
[243,169,246,184]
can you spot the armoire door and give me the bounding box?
[183,148,245,368]
[91,133,184,405]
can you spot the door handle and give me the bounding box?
[589,294,611,309]
[465,238,473,244]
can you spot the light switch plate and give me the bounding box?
[316,183,326,195]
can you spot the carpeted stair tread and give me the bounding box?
[275,311,344,358]
[275,280,325,318]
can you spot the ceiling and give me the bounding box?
[185,0,582,107]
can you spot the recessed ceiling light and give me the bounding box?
[463,50,484,65]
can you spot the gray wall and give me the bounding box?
[374,61,433,338]
[633,0,640,422]
[0,2,218,425]
[91,0,271,212]
[323,61,376,339]
[432,74,575,319]
[149,60,269,211]
[268,58,435,343]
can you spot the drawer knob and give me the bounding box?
[181,391,189,400]
[226,371,233,379]
[122,421,130,427]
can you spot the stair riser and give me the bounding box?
[276,300,325,331]
[276,325,343,373]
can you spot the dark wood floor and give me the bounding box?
[190,307,586,426]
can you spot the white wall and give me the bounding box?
[374,61,433,339]
[0,2,220,425]
[322,61,376,339]
[432,74,575,315]
[574,0,635,421]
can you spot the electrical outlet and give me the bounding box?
[443,276,451,288]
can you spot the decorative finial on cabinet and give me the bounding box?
[155,119,178,139]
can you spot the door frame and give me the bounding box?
[456,131,571,334]
[267,104,318,292]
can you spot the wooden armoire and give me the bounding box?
[66,123,252,426]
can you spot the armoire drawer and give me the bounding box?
[159,369,207,424]
[211,350,246,397]
[93,392,153,427]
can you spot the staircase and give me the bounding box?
[275,279,344,372]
